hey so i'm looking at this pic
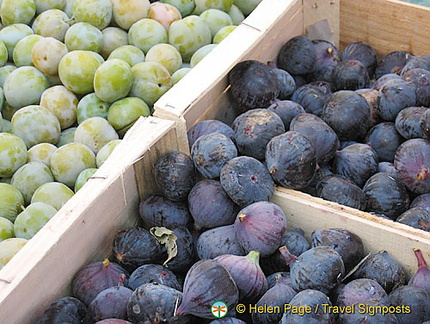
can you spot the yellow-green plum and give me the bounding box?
[13,202,57,239]
[96,139,122,168]
[0,40,8,67]
[31,36,68,76]
[72,0,112,30]
[93,58,133,103]
[128,18,168,54]
[11,105,61,148]
[190,43,217,67]
[108,45,145,67]
[56,127,76,147]
[233,0,261,16]
[227,4,244,24]
[0,237,28,268]
[168,15,212,62]
[0,133,28,178]
[100,27,129,59]
[161,0,195,17]
[74,167,97,192]
[34,0,67,14]
[0,23,34,59]
[0,217,14,242]
[145,43,182,74]
[0,65,16,88]
[13,34,43,67]
[111,0,151,30]
[64,22,103,53]
[193,0,233,15]
[0,183,25,222]
[200,8,233,39]
[213,25,236,44]
[49,142,96,187]
[130,61,172,106]
[27,143,58,167]
[0,0,36,26]
[31,9,71,42]
[76,93,110,124]
[149,2,182,31]
[31,181,74,210]
[40,85,78,129]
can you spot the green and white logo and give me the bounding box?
[211,301,228,318]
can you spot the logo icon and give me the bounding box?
[211,301,228,318]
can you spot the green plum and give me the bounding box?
[64,22,103,53]
[0,0,36,26]
[0,65,16,88]
[40,85,78,130]
[108,45,145,67]
[233,0,261,15]
[193,0,233,15]
[31,182,74,210]
[0,183,25,222]
[0,237,28,267]
[200,8,233,39]
[96,139,122,167]
[1,102,19,121]
[31,9,71,42]
[190,43,217,67]
[111,0,151,30]
[64,0,75,17]
[160,0,195,17]
[56,127,76,147]
[227,4,244,24]
[3,66,49,109]
[0,40,8,67]
[49,142,96,187]
[107,96,150,136]
[128,18,168,54]
[74,167,97,192]
[13,34,43,67]
[130,61,172,106]
[0,112,2,132]
[0,217,14,242]
[168,15,212,62]
[100,27,129,59]
[58,50,102,94]
[13,202,57,239]
[31,36,68,76]
[0,133,28,178]
[74,116,119,154]
[0,23,34,59]
[27,143,57,167]
[93,58,133,103]
[145,43,182,74]
[76,92,110,124]
[213,25,236,44]
[72,0,112,30]
[11,161,55,205]
[34,0,67,14]
[11,105,61,148]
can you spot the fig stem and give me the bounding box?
[238,213,246,222]
[246,251,261,265]
[278,245,297,265]
[102,258,110,267]
[414,248,428,269]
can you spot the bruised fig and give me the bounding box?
[38,296,87,324]
[176,259,239,319]
[350,250,408,293]
[234,201,287,257]
[127,264,182,291]
[127,283,183,324]
[196,224,244,259]
[72,259,129,306]
[227,60,280,110]
[154,151,197,202]
[409,248,430,294]
[277,35,317,75]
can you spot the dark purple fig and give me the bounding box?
[376,78,417,121]
[191,132,238,179]
[402,68,430,107]
[154,151,197,202]
[311,228,364,273]
[112,227,166,272]
[280,289,334,324]
[333,143,379,187]
[214,251,268,302]
[265,131,316,190]
[342,41,378,79]
[188,179,236,231]
[166,226,196,273]
[280,245,345,295]
[396,207,430,232]
[332,59,370,91]
[378,162,398,178]
[375,51,413,79]
[277,35,317,75]
[267,61,296,99]
[363,172,410,220]
[208,318,247,324]
[290,113,339,165]
[176,259,239,319]
[372,73,402,90]
[196,224,244,259]
[338,299,399,324]
[227,60,280,110]
[95,320,133,324]
[311,39,341,83]
[187,120,235,150]
[355,88,380,127]
[316,174,367,210]
[231,108,285,161]
[234,201,287,257]
[350,250,408,293]
[421,108,430,139]
[87,285,133,323]
[410,193,430,212]
[139,194,191,229]
[365,122,404,162]
[72,259,129,306]
[322,90,371,141]
[290,83,332,117]
[38,297,87,324]
[252,273,297,324]
[266,271,292,289]
[128,264,182,291]
[127,283,183,324]
[388,285,430,324]
[403,54,430,73]
[219,156,275,208]
[336,278,389,307]
[395,106,428,139]
[267,100,306,130]
[394,138,430,194]
[409,248,430,294]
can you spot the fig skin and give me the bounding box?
[388,285,430,324]
[355,88,381,127]
[208,318,247,324]
[291,83,332,117]
[311,39,341,83]
[396,207,430,232]
[267,100,306,130]
[410,193,430,212]
[127,263,182,291]
[338,300,399,324]
[165,225,197,274]
[421,108,430,139]
[234,201,287,257]
[277,35,317,75]
[176,259,239,319]
[349,250,408,294]
[95,320,133,324]
[378,162,398,178]
[265,131,317,190]
[332,59,370,91]
[372,73,402,90]
[365,122,404,162]
[375,50,413,79]
[336,278,389,307]
[401,67,430,107]
[267,61,296,99]
[395,106,428,139]
[342,41,378,79]
[227,59,280,110]
[72,259,129,306]
[37,296,87,324]
[187,119,235,150]
[394,138,430,194]
[154,151,197,202]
